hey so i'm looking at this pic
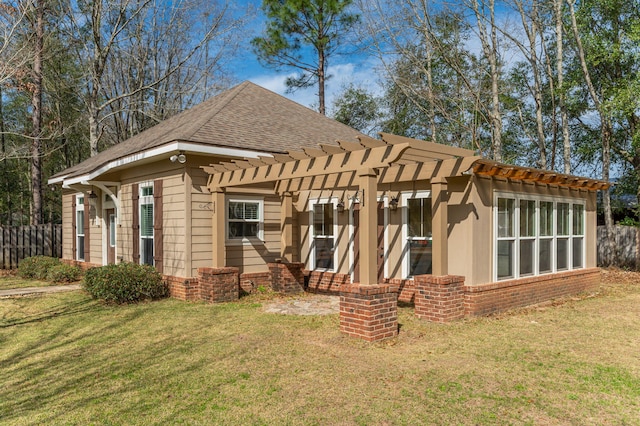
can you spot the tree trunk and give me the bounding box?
[555,0,571,174]
[31,0,44,225]
[601,119,616,265]
[318,48,326,115]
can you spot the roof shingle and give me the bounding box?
[52,81,364,180]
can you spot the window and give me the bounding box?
[109,213,116,248]
[407,197,432,276]
[494,193,586,281]
[140,185,154,265]
[497,198,515,279]
[228,200,262,239]
[76,196,85,260]
[572,204,584,268]
[310,199,336,270]
[400,191,432,278]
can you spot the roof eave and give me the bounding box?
[50,141,275,188]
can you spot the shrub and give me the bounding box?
[18,256,62,280]
[83,262,167,304]
[47,264,81,283]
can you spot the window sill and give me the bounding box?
[226,238,265,247]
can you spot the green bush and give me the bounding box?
[18,256,62,280]
[83,263,167,304]
[47,264,81,283]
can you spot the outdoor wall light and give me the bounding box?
[336,199,345,213]
[170,151,187,164]
[88,190,98,207]
[389,197,399,211]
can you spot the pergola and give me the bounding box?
[203,133,479,285]
[203,133,608,285]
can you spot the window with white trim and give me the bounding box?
[310,199,337,270]
[227,199,263,240]
[494,193,586,281]
[109,212,116,248]
[76,196,85,260]
[140,185,154,265]
[401,191,432,278]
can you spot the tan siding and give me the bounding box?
[62,191,74,260]
[88,194,103,264]
[190,167,212,276]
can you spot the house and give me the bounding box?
[50,81,608,339]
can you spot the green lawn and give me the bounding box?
[0,275,61,291]
[1,271,639,425]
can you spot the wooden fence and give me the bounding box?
[597,225,640,269]
[0,224,63,269]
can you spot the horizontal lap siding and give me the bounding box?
[160,174,185,277]
[225,195,280,274]
[191,170,213,276]
[62,192,74,260]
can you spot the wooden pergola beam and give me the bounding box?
[208,142,412,189]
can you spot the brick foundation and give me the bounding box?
[464,268,601,317]
[198,267,239,303]
[165,275,200,301]
[268,262,304,294]
[340,284,398,342]
[306,271,351,293]
[239,272,272,294]
[414,275,465,323]
[61,259,101,270]
[385,278,415,304]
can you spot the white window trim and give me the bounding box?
[493,191,586,282]
[225,196,264,245]
[76,193,85,261]
[309,197,339,272]
[401,190,431,279]
[139,183,154,266]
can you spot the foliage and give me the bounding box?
[251,0,358,114]
[47,263,81,283]
[331,84,380,134]
[618,217,640,227]
[83,262,167,304]
[17,256,62,280]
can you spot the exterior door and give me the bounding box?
[106,208,116,264]
[352,202,384,283]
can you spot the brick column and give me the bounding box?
[198,267,239,302]
[414,275,465,323]
[268,262,304,294]
[340,284,398,342]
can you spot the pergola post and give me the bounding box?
[358,168,379,285]
[431,178,448,276]
[280,191,293,262]
[211,187,226,268]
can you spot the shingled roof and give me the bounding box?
[50,81,365,183]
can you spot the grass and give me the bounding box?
[0,275,66,291]
[0,270,639,425]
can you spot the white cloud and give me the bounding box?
[248,58,384,113]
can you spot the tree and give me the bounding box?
[60,0,246,156]
[251,0,358,115]
[331,83,380,134]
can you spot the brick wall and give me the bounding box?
[61,259,101,270]
[239,272,272,294]
[385,278,415,304]
[165,275,200,301]
[306,271,351,293]
[414,275,465,323]
[340,284,399,342]
[198,267,239,303]
[269,262,304,294]
[464,268,601,317]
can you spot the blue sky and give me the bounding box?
[228,0,381,115]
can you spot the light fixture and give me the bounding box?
[336,199,345,213]
[170,151,187,164]
[389,197,399,211]
[88,190,98,208]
